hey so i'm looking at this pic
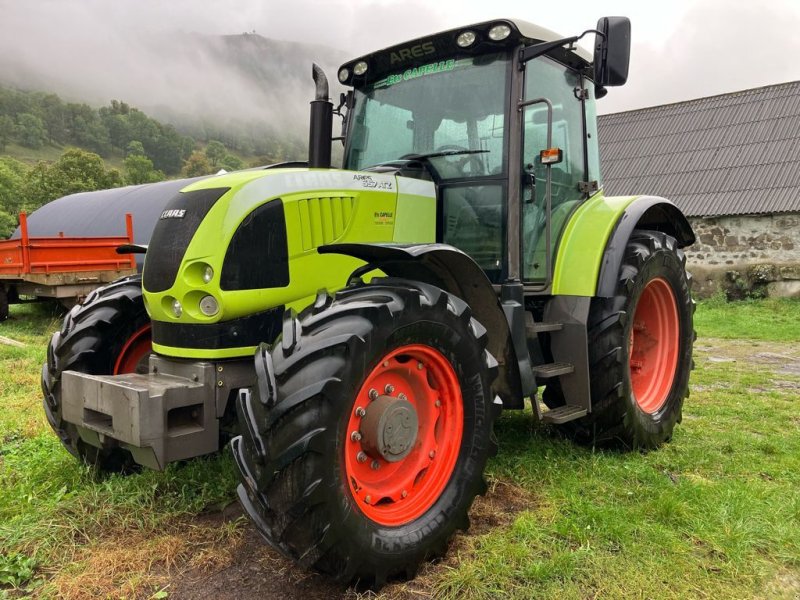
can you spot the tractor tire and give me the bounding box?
[544,230,694,449]
[41,274,152,472]
[232,279,499,589]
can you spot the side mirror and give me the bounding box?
[593,17,631,87]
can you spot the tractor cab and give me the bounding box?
[338,18,630,286]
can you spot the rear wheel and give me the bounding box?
[545,230,694,449]
[41,275,151,472]
[232,279,498,588]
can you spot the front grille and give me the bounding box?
[143,188,229,293]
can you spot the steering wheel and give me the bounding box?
[434,145,485,176]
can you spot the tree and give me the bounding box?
[205,140,227,168]
[16,113,47,149]
[126,140,146,157]
[22,148,122,210]
[0,115,14,152]
[182,151,212,177]
[221,154,244,171]
[0,157,29,216]
[0,210,16,239]
[40,93,69,144]
[123,154,164,185]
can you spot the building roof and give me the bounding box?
[598,80,800,217]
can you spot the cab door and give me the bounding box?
[520,56,600,286]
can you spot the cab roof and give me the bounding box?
[339,18,593,87]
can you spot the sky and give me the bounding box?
[1,0,799,121]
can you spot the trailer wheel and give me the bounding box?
[232,279,498,588]
[544,230,694,449]
[41,274,151,472]
[0,286,8,321]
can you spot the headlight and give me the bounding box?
[171,299,182,318]
[353,61,368,76]
[338,68,350,83]
[202,265,214,284]
[199,295,219,316]
[488,24,511,41]
[456,30,477,48]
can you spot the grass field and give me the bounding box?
[0,298,798,599]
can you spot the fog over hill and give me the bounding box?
[0,26,348,141]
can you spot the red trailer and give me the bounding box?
[0,212,137,320]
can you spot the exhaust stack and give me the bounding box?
[309,64,333,169]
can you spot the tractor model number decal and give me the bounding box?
[389,41,435,65]
[373,211,394,225]
[353,174,393,190]
[375,59,458,89]
[160,209,186,219]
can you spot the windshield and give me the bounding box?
[344,53,509,179]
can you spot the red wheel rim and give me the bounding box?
[344,344,463,526]
[113,324,152,374]
[629,278,680,414]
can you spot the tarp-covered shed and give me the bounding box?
[16,176,207,241]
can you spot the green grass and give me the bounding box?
[694,296,800,340]
[431,298,800,599]
[1,299,799,598]
[0,304,238,597]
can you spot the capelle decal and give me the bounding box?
[374,211,394,225]
[374,59,458,89]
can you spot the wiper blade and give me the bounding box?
[401,149,489,161]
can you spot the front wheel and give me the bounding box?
[41,275,151,472]
[232,279,498,588]
[545,230,694,449]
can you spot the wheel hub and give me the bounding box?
[344,344,464,526]
[360,395,419,462]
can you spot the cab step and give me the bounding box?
[526,321,563,334]
[532,362,574,379]
[540,405,588,425]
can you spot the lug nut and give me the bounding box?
[351,431,362,442]
[417,362,423,370]
[435,399,441,407]
[429,450,436,459]
[383,361,389,368]
[385,384,395,394]
[357,451,367,463]
[398,393,407,401]
[365,495,372,504]
[355,406,366,417]
[371,460,380,470]
[368,388,379,400]
[401,490,408,498]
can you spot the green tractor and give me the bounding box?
[42,16,695,587]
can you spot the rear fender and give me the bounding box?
[596,196,695,297]
[320,243,523,408]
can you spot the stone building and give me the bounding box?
[599,80,800,298]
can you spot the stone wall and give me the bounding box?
[684,213,800,298]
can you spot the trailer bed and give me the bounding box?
[0,213,137,316]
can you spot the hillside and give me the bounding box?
[0,31,349,155]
